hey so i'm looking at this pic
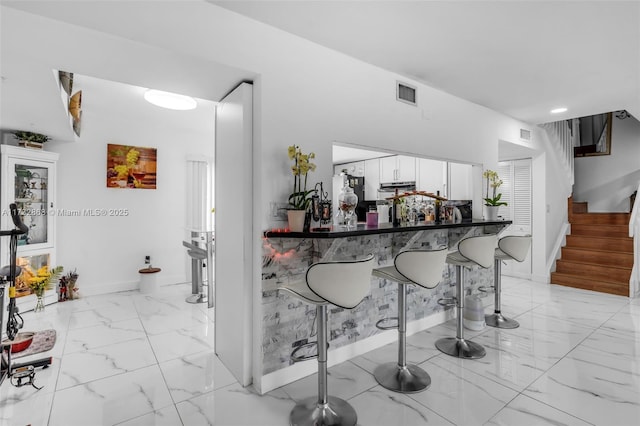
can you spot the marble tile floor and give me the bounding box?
[1,277,639,426]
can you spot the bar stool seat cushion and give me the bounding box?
[494,248,512,261]
[278,280,327,305]
[372,265,412,284]
[496,235,531,262]
[445,251,473,267]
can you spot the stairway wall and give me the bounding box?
[573,115,640,212]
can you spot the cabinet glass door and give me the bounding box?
[11,159,53,248]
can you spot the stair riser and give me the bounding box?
[566,235,633,252]
[570,214,630,225]
[570,225,629,238]
[561,247,633,267]
[572,202,588,213]
[555,261,631,282]
[550,273,628,296]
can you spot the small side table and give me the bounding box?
[139,267,161,294]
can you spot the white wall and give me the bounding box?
[573,115,640,212]
[46,79,214,295]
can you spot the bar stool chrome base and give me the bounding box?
[185,293,207,304]
[485,312,519,329]
[373,362,431,393]
[290,396,357,426]
[435,337,486,359]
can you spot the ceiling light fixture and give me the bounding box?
[550,107,568,114]
[144,89,197,110]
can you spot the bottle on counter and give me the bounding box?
[434,190,442,224]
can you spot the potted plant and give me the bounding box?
[483,169,507,221]
[59,268,79,300]
[287,145,316,231]
[13,131,51,149]
[28,265,63,312]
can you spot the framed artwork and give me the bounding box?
[106,144,157,189]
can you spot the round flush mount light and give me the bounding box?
[144,89,197,110]
[550,107,568,114]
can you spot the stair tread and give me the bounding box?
[551,272,629,286]
[556,259,632,271]
[563,246,633,254]
[568,234,631,240]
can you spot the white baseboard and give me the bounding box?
[257,309,452,395]
[532,273,550,284]
[78,274,187,297]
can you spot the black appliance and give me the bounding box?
[346,175,365,203]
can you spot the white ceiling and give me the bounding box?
[2,0,637,145]
[213,0,640,124]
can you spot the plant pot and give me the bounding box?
[287,210,306,232]
[18,140,44,150]
[483,205,500,221]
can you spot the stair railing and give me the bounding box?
[630,181,640,298]
[540,118,578,185]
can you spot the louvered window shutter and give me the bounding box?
[513,160,532,233]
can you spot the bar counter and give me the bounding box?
[260,219,511,390]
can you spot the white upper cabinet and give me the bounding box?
[448,162,473,200]
[364,158,380,201]
[380,155,415,183]
[416,158,446,194]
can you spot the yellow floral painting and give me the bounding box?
[107,144,157,189]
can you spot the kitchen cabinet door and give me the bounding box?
[379,156,397,183]
[448,162,473,200]
[396,156,416,182]
[380,155,416,183]
[417,158,445,194]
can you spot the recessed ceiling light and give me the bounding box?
[144,89,197,110]
[550,107,568,114]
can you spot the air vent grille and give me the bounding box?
[396,81,417,106]
[520,128,532,141]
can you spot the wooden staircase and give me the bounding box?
[551,198,632,296]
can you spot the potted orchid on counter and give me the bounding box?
[287,145,316,231]
[483,169,507,221]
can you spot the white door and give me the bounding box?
[498,159,532,277]
[215,82,253,386]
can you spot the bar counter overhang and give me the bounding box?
[258,219,511,393]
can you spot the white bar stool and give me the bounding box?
[485,235,531,329]
[278,254,375,426]
[372,248,448,393]
[435,234,497,359]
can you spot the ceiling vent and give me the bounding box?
[520,128,532,141]
[396,81,417,106]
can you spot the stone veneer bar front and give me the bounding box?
[261,219,510,388]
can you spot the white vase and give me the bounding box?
[287,210,306,232]
[483,205,499,221]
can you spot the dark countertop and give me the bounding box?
[264,219,512,239]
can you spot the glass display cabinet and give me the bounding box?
[1,145,59,310]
